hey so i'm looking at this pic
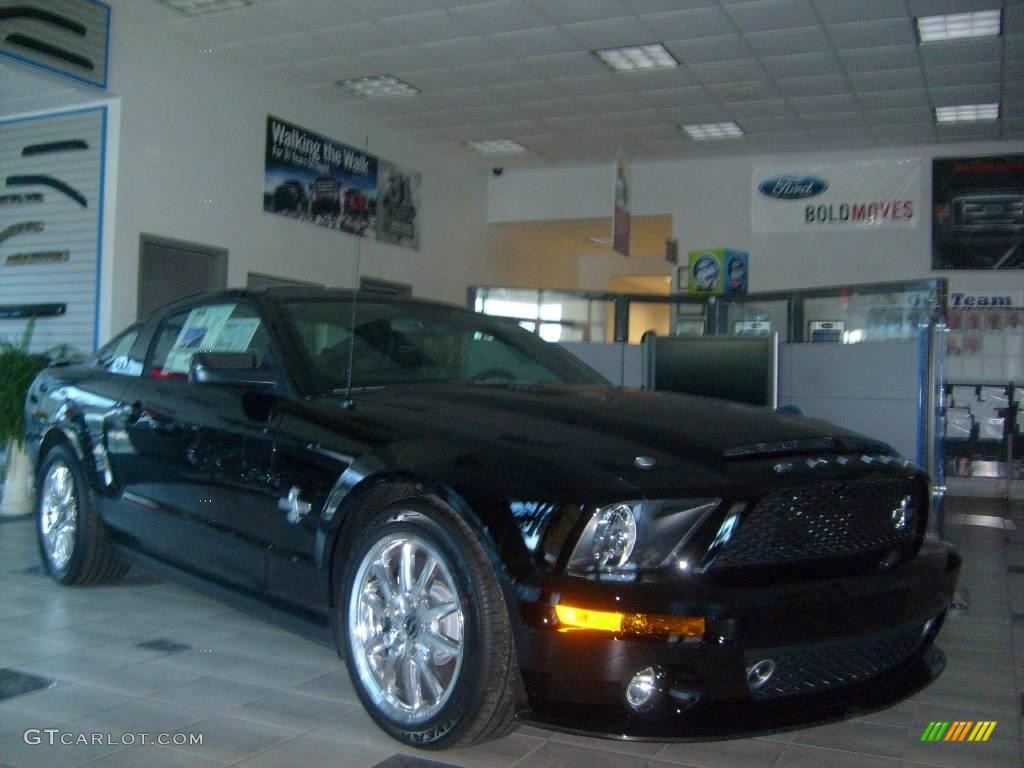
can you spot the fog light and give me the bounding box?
[626,666,661,709]
[746,659,775,690]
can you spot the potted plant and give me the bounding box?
[0,321,53,517]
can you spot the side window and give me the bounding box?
[148,302,274,380]
[95,327,144,377]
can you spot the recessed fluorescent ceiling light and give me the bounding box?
[682,122,744,140]
[935,103,999,123]
[595,43,678,72]
[158,0,252,15]
[916,10,1001,42]
[338,75,420,98]
[465,139,528,154]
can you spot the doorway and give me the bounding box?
[137,235,227,319]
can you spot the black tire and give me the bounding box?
[336,495,518,749]
[36,445,129,585]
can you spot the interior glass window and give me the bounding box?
[94,327,143,376]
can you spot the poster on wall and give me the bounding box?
[376,159,421,249]
[0,106,106,354]
[612,146,630,257]
[263,115,421,250]
[687,249,748,296]
[932,155,1024,270]
[752,159,921,233]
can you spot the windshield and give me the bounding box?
[283,299,608,392]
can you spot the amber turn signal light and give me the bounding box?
[554,604,705,638]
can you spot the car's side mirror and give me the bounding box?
[188,352,278,389]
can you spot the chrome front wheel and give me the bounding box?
[348,531,465,726]
[40,461,78,571]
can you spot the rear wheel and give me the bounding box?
[37,445,129,585]
[338,495,518,748]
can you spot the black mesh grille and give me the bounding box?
[745,623,925,700]
[712,478,918,569]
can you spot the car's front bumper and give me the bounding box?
[513,539,960,740]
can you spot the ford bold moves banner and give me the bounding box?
[752,159,921,233]
[263,115,420,249]
[932,154,1024,270]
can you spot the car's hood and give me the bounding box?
[319,383,893,498]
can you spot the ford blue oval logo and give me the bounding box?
[759,175,828,200]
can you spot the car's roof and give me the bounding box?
[154,286,458,314]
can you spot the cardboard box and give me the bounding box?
[945,408,973,439]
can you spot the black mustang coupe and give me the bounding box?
[26,288,959,748]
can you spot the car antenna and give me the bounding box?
[340,135,369,411]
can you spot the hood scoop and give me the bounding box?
[723,437,842,460]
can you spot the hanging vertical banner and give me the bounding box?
[263,115,420,249]
[613,146,630,256]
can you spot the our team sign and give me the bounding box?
[752,159,921,232]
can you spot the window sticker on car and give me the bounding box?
[216,318,261,353]
[163,304,238,374]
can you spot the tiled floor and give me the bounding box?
[0,497,1021,768]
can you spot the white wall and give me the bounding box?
[487,143,1024,296]
[2,5,488,344]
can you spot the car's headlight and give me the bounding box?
[566,499,720,578]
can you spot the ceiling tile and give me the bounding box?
[520,98,593,118]
[659,103,734,123]
[420,36,508,65]
[746,27,831,57]
[725,0,819,33]
[579,92,657,112]
[487,119,564,137]
[451,0,549,33]
[761,52,843,79]
[624,0,719,12]
[919,38,1001,66]
[1003,99,1024,120]
[549,73,634,97]
[924,62,1001,89]
[799,110,865,128]
[310,22,396,52]
[617,66,696,91]
[688,59,768,85]
[355,45,445,72]
[665,35,752,65]
[812,0,908,24]
[639,7,735,40]
[393,66,471,90]
[487,80,564,102]
[1007,5,1024,36]
[442,103,524,124]
[1004,119,1024,139]
[1004,80,1024,99]
[777,74,850,98]
[849,68,925,93]
[743,130,812,149]
[166,7,291,45]
[626,122,684,140]
[336,0,437,19]
[728,99,794,117]
[827,19,917,50]
[865,107,933,125]
[599,108,671,126]
[708,81,782,102]
[935,123,1001,141]
[263,0,355,31]
[857,89,930,110]
[288,53,368,83]
[928,83,1001,106]
[422,86,503,109]
[530,0,634,25]
[738,114,807,132]
[542,114,614,132]
[872,123,937,143]
[219,32,333,67]
[811,126,876,143]
[451,58,537,85]
[562,18,655,49]
[646,85,716,107]
[790,93,861,114]
[489,27,581,57]
[521,51,609,77]
[377,11,476,44]
[837,45,920,73]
